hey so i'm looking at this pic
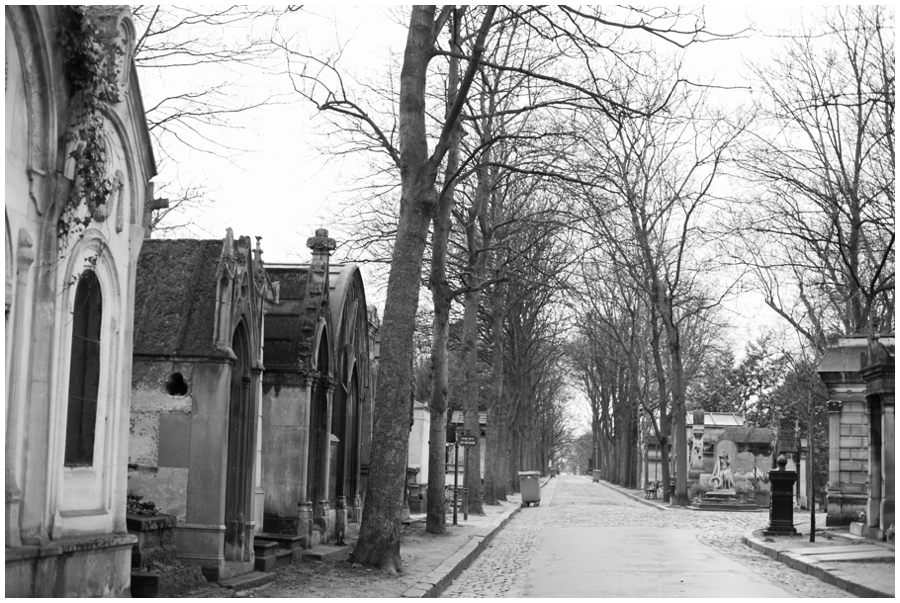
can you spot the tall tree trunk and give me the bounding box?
[461,287,485,515]
[483,281,505,505]
[424,9,462,535]
[650,312,671,501]
[352,6,496,570]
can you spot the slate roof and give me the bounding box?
[451,410,487,426]
[721,426,775,445]
[133,239,227,358]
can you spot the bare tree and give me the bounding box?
[576,59,747,504]
[132,5,290,234]
[280,5,732,568]
[736,6,894,348]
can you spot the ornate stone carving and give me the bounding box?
[84,6,135,104]
[827,399,842,413]
[306,228,336,254]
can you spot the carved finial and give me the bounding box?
[223,228,234,260]
[254,236,263,263]
[776,454,787,471]
[307,229,336,254]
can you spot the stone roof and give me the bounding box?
[133,239,227,358]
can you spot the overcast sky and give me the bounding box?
[137,5,824,353]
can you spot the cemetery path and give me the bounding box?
[441,474,851,598]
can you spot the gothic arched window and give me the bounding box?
[64,270,103,467]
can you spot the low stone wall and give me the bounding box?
[5,533,136,597]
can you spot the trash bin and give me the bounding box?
[550,468,556,478]
[592,469,601,483]
[518,471,541,507]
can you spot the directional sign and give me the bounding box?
[458,434,478,447]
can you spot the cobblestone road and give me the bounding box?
[442,475,852,598]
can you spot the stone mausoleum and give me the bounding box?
[128,232,278,580]
[5,6,157,596]
[818,334,894,539]
[261,230,376,548]
[126,229,377,581]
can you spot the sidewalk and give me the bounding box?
[599,478,895,598]
[182,476,554,598]
[402,476,555,597]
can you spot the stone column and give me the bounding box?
[826,400,843,527]
[298,370,314,524]
[867,395,883,530]
[882,398,895,533]
[5,230,34,548]
[319,378,335,515]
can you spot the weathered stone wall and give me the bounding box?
[838,399,870,495]
[128,359,195,521]
[261,375,310,534]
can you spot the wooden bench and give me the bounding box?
[644,481,660,499]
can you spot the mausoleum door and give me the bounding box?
[224,324,254,562]
[330,380,347,505]
[347,371,361,505]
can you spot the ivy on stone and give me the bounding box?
[57,6,121,246]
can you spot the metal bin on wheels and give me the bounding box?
[518,471,541,507]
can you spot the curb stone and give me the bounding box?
[401,478,552,598]
[742,533,893,598]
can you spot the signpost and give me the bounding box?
[449,427,477,526]
[458,433,477,447]
[459,432,476,520]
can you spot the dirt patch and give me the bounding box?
[240,520,479,598]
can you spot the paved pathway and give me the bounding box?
[442,474,852,598]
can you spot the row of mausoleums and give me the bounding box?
[5,7,378,596]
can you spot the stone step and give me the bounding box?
[255,532,304,550]
[218,571,276,592]
[301,544,353,563]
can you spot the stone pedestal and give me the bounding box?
[765,456,798,536]
[350,494,362,524]
[297,501,313,548]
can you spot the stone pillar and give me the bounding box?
[320,378,335,516]
[5,229,34,548]
[334,496,347,545]
[826,400,843,527]
[350,494,362,524]
[298,371,314,521]
[867,395,883,530]
[689,410,705,483]
[297,501,312,549]
[882,400,895,534]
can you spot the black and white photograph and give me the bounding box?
[4,5,894,598]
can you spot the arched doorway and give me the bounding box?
[224,322,254,561]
